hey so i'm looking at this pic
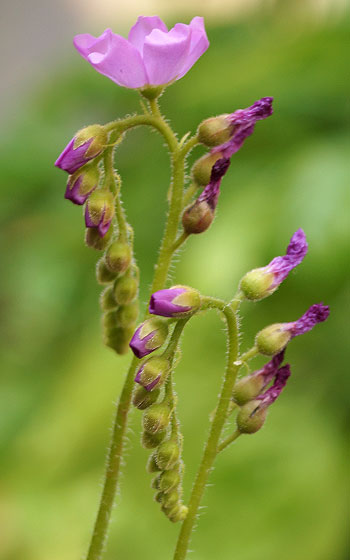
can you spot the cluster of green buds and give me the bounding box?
[98,239,139,354]
[133,378,187,522]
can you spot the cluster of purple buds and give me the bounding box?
[256,303,330,356]
[193,97,273,187]
[182,158,231,234]
[240,229,308,301]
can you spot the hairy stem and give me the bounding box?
[217,429,241,453]
[173,303,239,560]
[86,105,187,560]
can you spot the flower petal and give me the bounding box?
[128,16,168,53]
[74,29,148,88]
[176,17,209,79]
[143,24,192,85]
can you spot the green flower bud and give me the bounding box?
[182,200,214,234]
[146,453,161,473]
[151,474,161,490]
[159,469,181,493]
[115,301,139,328]
[161,490,180,510]
[143,403,171,434]
[236,400,267,434]
[135,356,170,392]
[154,491,165,503]
[105,240,132,275]
[104,326,134,355]
[85,226,113,250]
[233,376,266,406]
[113,275,138,305]
[168,504,188,523]
[198,115,233,147]
[240,269,275,301]
[102,310,118,330]
[256,324,292,356]
[141,430,166,450]
[192,152,224,186]
[156,439,180,470]
[96,258,118,285]
[100,286,117,311]
[133,386,160,410]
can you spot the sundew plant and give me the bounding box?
[55,15,330,560]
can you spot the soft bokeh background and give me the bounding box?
[1,1,349,559]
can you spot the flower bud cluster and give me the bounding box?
[233,354,291,435]
[98,238,139,354]
[139,393,187,522]
[55,125,119,241]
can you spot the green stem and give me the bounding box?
[173,304,239,560]
[86,104,186,560]
[217,429,241,453]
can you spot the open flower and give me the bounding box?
[73,16,209,89]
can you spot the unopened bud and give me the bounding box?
[130,318,169,359]
[135,356,170,391]
[149,285,201,318]
[133,386,160,410]
[198,115,233,147]
[147,453,161,473]
[162,490,180,510]
[156,439,180,470]
[102,310,118,330]
[159,469,181,493]
[256,324,292,356]
[115,302,139,328]
[169,504,188,523]
[154,491,165,503]
[96,258,117,285]
[100,286,117,311]
[240,269,275,301]
[182,200,214,234]
[192,152,224,186]
[236,400,267,434]
[142,430,166,449]
[104,326,134,355]
[151,474,161,490]
[113,275,138,305]
[143,403,171,434]
[65,166,99,205]
[233,375,266,406]
[105,241,132,274]
[85,226,113,250]
[85,189,115,237]
[55,124,108,174]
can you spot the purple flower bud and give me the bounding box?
[149,285,201,318]
[65,167,99,205]
[84,189,115,237]
[211,97,273,158]
[55,125,107,174]
[182,158,230,234]
[130,318,169,359]
[289,303,330,337]
[135,356,169,391]
[240,229,308,301]
[256,303,330,355]
[233,351,285,405]
[256,364,291,408]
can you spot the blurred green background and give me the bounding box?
[1,1,349,559]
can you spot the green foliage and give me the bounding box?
[0,10,348,560]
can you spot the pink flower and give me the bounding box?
[73,16,209,89]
